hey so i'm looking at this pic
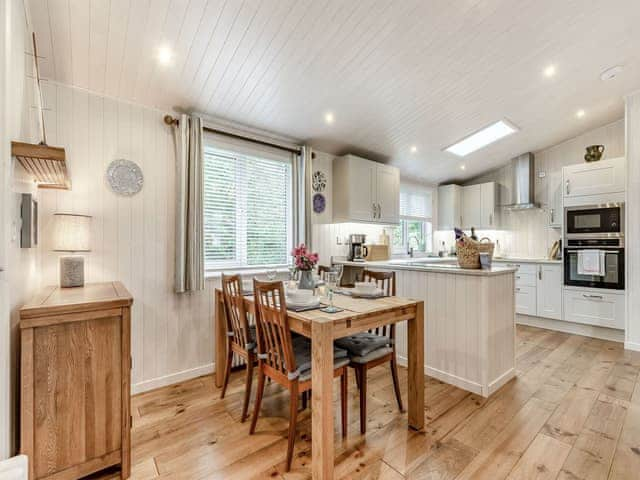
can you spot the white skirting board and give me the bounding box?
[397,355,515,397]
[516,314,625,343]
[625,341,640,352]
[132,363,215,395]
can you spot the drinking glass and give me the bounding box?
[266,269,277,281]
[325,271,339,313]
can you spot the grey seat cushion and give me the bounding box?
[291,336,349,375]
[300,357,350,382]
[335,332,390,357]
[349,346,393,364]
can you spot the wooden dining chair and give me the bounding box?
[336,269,404,434]
[317,264,331,281]
[249,279,349,472]
[220,274,257,422]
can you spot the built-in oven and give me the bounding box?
[565,203,623,236]
[564,238,624,290]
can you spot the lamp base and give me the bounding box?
[60,256,85,288]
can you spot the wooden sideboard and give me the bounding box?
[20,282,133,480]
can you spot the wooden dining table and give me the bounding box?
[214,290,425,480]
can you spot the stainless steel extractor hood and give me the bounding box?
[504,153,539,209]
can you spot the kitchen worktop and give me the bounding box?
[335,258,517,276]
[493,257,562,264]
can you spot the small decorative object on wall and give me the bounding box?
[106,158,144,196]
[584,145,604,162]
[313,193,326,214]
[312,170,327,192]
[20,193,38,248]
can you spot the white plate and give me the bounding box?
[286,296,321,308]
[352,287,384,297]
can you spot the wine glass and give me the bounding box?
[266,269,277,281]
[325,271,339,313]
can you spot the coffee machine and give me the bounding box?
[347,234,368,262]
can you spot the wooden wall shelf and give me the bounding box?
[11,141,71,190]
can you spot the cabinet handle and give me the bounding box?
[565,179,570,195]
[377,203,381,219]
[538,266,542,280]
[550,209,554,224]
[515,287,521,292]
[516,275,521,279]
[583,294,603,299]
[372,203,377,219]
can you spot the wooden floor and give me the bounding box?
[120,325,640,479]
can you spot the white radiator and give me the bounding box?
[0,455,28,480]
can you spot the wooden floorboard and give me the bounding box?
[98,325,640,479]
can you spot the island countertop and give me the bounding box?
[335,258,517,276]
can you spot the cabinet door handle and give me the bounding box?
[377,203,381,219]
[515,287,521,292]
[372,203,377,219]
[538,267,542,280]
[565,179,570,195]
[583,294,603,299]
[550,209,554,224]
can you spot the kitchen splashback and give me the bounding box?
[312,223,391,262]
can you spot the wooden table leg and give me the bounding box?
[311,321,334,480]
[407,301,425,430]
[215,290,227,388]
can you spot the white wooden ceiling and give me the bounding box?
[29,0,640,183]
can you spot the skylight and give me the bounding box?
[445,120,519,157]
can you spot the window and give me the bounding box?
[391,184,433,254]
[203,142,293,270]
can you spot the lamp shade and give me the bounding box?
[52,213,91,252]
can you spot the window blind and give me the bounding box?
[399,184,432,220]
[203,146,293,269]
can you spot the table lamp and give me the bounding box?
[52,213,91,287]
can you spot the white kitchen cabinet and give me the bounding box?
[462,184,481,229]
[536,264,562,320]
[515,285,537,315]
[480,182,496,228]
[563,288,625,329]
[563,157,625,201]
[437,184,462,229]
[376,163,400,223]
[333,154,399,224]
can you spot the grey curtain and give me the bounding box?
[293,145,313,250]
[173,114,205,293]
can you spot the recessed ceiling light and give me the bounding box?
[600,65,624,81]
[324,112,334,125]
[410,145,417,153]
[460,165,466,170]
[445,119,519,157]
[576,109,586,118]
[543,65,556,77]
[157,46,173,65]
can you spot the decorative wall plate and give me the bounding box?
[312,170,327,192]
[106,159,144,196]
[313,193,326,214]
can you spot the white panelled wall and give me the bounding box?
[39,83,217,393]
[626,92,640,352]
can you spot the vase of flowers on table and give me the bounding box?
[291,243,319,289]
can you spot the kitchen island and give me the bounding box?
[337,259,517,396]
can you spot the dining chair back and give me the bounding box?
[220,274,257,422]
[362,269,396,338]
[221,274,253,351]
[252,279,297,381]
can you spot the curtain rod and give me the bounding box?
[164,115,302,155]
